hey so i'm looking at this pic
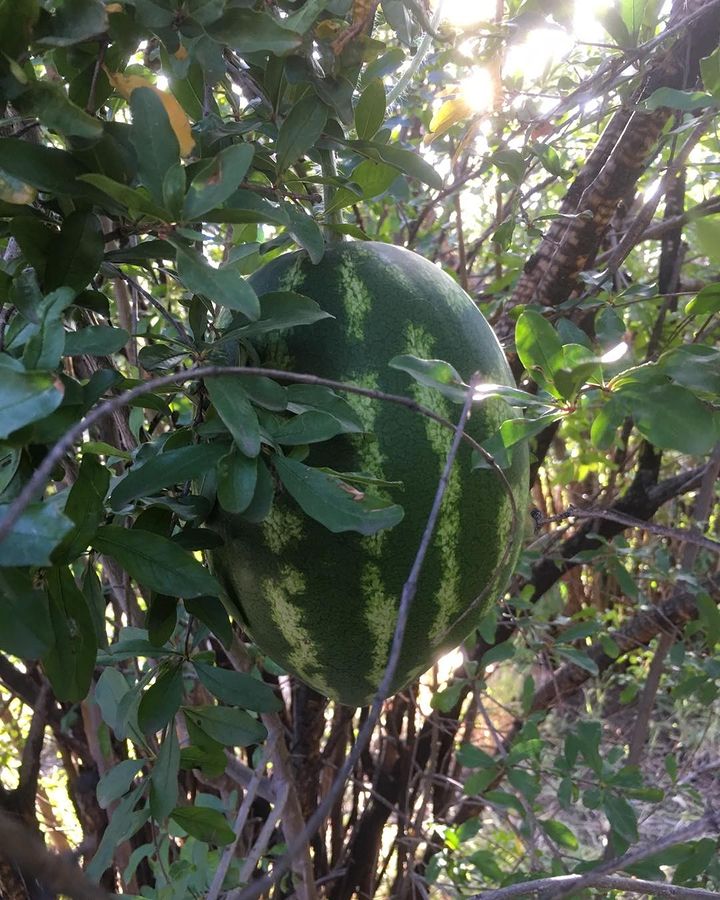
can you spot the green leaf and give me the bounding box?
[147,594,178,646]
[130,87,180,204]
[95,667,132,736]
[686,283,720,316]
[105,239,175,264]
[207,8,303,53]
[617,382,718,455]
[355,78,386,140]
[241,376,287,411]
[284,203,325,264]
[603,792,638,844]
[659,345,720,395]
[498,413,565,450]
[54,454,110,562]
[271,410,347,445]
[274,455,404,536]
[76,173,171,220]
[491,149,526,184]
[110,442,227,510]
[205,189,289,225]
[480,641,516,667]
[194,661,282,712]
[162,163,186,218]
[697,592,720,648]
[390,354,467,402]
[97,759,146,810]
[515,310,564,388]
[457,744,496,768]
[276,93,328,173]
[64,325,129,357]
[620,0,649,37]
[674,838,717,883]
[645,87,715,111]
[598,7,632,46]
[138,665,184,734]
[0,368,64,438]
[224,291,332,340]
[363,141,443,190]
[22,287,76,371]
[555,646,599,676]
[81,441,132,461]
[0,138,92,198]
[278,0,329,32]
[541,819,579,850]
[217,447,257,514]
[43,566,98,702]
[47,211,104,292]
[0,568,52,659]
[92,526,219,598]
[285,384,363,432]
[151,726,180,819]
[185,596,233,648]
[37,0,108,46]
[206,376,261,457]
[326,160,398,213]
[175,245,260,319]
[86,783,148,882]
[170,806,235,846]
[700,46,720,97]
[183,144,254,220]
[24,81,103,139]
[183,704,267,746]
[0,501,73,567]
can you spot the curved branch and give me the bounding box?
[0,364,509,546]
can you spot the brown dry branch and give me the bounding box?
[0,810,110,900]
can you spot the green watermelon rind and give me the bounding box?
[209,241,528,707]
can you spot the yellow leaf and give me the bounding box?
[0,171,37,205]
[107,70,195,157]
[424,97,473,145]
[174,44,188,60]
[105,2,123,11]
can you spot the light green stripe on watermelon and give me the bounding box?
[263,563,333,697]
[361,562,396,686]
[338,253,373,341]
[401,320,462,642]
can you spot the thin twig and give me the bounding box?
[0,364,510,545]
[473,873,720,899]
[537,504,720,555]
[106,264,192,344]
[231,783,289,892]
[543,811,720,900]
[206,740,275,900]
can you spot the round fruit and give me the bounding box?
[209,241,528,707]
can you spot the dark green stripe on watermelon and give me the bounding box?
[209,242,528,707]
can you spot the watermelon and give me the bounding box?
[209,241,528,707]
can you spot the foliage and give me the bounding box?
[0,0,719,898]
